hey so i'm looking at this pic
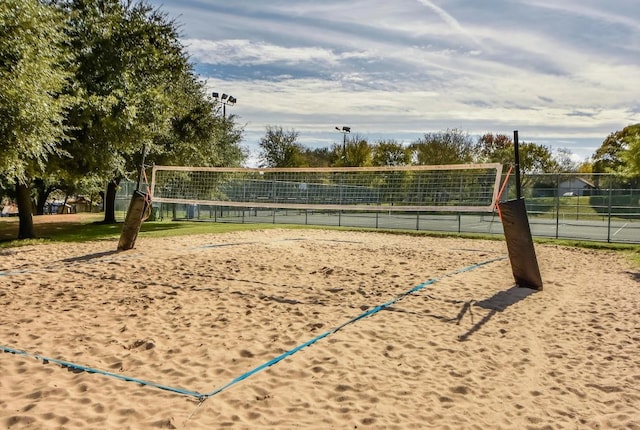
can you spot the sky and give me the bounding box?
[147,0,640,166]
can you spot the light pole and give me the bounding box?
[212,92,237,118]
[335,126,350,160]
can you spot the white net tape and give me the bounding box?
[150,164,503,212]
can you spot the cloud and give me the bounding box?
[518,0,640,31]
[185,38,369,67]
[148,0,640,162]
[414,0,482,46]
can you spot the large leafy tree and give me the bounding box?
[331,135,372,167]
[621,126,640,177]
[592,124,640,176]
[0,0,70,238]
[53,0,194,223]
[410,129,476,165]
[258,126,306,167]
[592,125,640,174]
[476,133,558,174]
[151,78,246,168]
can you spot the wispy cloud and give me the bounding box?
[414,0,482,46]
[185,39,370,67]
[151,0,640,163]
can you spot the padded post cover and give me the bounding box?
[498,198,543,290]
[117,190,147,251]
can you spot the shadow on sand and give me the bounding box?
[62,250,121,263]
[457,286,538,341]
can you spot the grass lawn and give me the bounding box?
[0,213,278,247]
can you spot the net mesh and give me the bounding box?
[150,164,503,212]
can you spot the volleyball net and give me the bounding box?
[150,164,503,213]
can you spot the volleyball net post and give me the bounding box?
[117,146,150,251]
[497,131,543,290]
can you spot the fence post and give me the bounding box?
[555,174,560,239]
[607,183,613,243]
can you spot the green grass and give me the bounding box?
[0,214,278,248]
[527,195,640,221]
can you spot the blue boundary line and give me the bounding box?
[199,256,505,399]
[0,256,505,400]
[0,345,203,398]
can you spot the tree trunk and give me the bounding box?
[33,179,47,215]
[103,178,120,223]
[36,192,47,215]
[16,181,35,239]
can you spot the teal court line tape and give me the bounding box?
[0,256,505,400]
[0,345,203,398]
[199,255,506,399]
[0,270,27,276]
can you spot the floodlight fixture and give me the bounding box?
[212,91,237,118]
[336,125,351,160]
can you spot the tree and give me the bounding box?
[372,140,411,166]
[0,0,70,238]
[476,133,512,164]
[576,160,594,174]
[592,124,640,174]
[54,0,195,223]
[410,129,476,165]
[330,134,372,167]
[476,133,558,174]
[553,148,579,173]
[258,126,306,167]
[302,147,332,167]
[622,129,640,177]
[151,79,246,168]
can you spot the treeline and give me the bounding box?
[258,126,586,173]
[1,0,245,238]
[258,122,640,190]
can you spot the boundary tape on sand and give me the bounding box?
[0,256,505,401]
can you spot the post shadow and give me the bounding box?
[457,285,538,341]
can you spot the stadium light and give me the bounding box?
[212,92,237,118]
[335,126,351,160]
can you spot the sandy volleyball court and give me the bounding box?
[0,229,638,429]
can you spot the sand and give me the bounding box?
[0,228,639,429]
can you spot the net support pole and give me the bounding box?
[500,132,542,290]
[514,130,522,200]
[117,145,148,251]
[117,190,147,251]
